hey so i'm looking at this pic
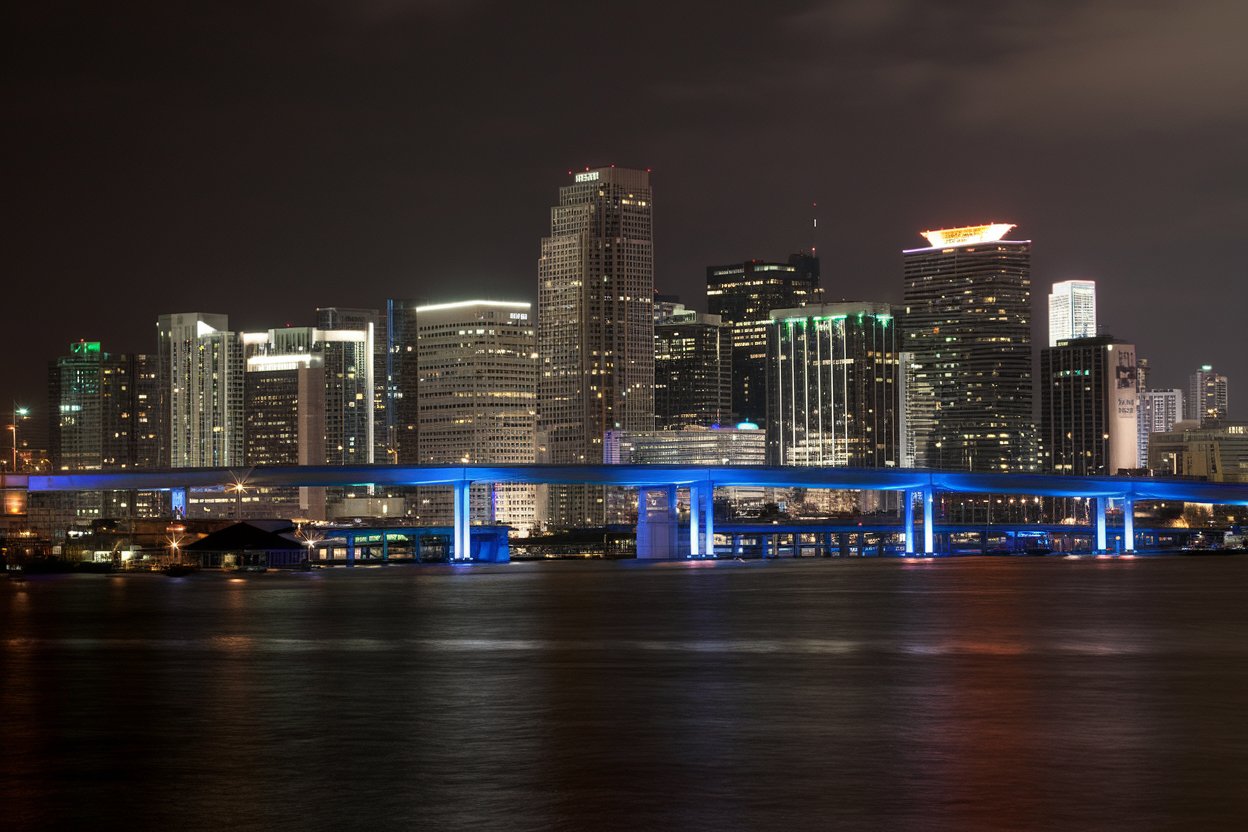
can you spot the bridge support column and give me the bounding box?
[923,489,936,554]
[731,534,742,556]
[346,533,356,567]
[1123,497,1135,552]
[637,485,678,559]
[381,533,389,562]
[1095,496,1108,552]
[702,481,715,558]
[903,489,915,554]
[453,481,471,561]
[688,484,701,557]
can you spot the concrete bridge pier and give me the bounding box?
[1123,497,1135,552]
[637,485,678,559]
[453,481,471,561]
[1095,496,1108,552]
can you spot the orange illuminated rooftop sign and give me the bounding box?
[920,223,1016,247]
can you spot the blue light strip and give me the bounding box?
[11,464,1248,505]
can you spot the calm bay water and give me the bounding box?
[4,557,1248,830]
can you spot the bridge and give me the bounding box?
[4,465,1246,559]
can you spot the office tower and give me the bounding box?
[653,293,683,322]
[1136,357,1151,392]
[1040,336,1139,475]
[706,253,820,425]
[1139,387,1184,467]
[243,332,327,468]
[1187,364,1229,425]
[48,341,152,471]
[1047,279,1097,346]
[417,300,538,532]
[314,308,378,465]
[1148,422,1248,481]
[538,166,654,527]
[765,302,900,467]
[384,298,420,463]
[902,223,1032,472]
[654,304,730,430]
[157,313,244,468]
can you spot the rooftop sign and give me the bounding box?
[920,223,1015,248]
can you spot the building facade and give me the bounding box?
[706,254,820,425]
[316,308,379,465]
[1148,422,1248,482]
[537,167,654,527]
[417,300,538,532]
[654,305,730,430]
[1047,279,1097,346]
[901,223,1033,473]
[1187,364,1229,426]
[1138,387,1183,470]
[765,302,900,468]
[1040,336,1139,475]
[157,313,244,468]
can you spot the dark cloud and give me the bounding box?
[3,0,1244,424]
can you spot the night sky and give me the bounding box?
[6,0,1245,421]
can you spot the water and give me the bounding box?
[4,557,1248,830]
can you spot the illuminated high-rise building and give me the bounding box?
[1041,336,1139,475]
[49,341,158,472]
[1139,387,1183,468]
[706,254,820,425]
[765,302,900,467]
[384,298,420,463]
[316,308,379,465]
[1047,279,1097,346]
[1187,364,1229,426]
[901,223,1033,472]
[417,300,538,533]
[157,313,244,468]
[654,305,730,430]
[538,167,654,527]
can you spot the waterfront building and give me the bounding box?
[538,166,654,527]
[765,302,900,468]
[384,298,420,464]
[1139,387,1184,470]
[604,425,766,466]
[901,223,1033,473]
[654,305,731,430]
[1040,336,1139,475]
[417,300,538,533]
[1148,421,1248,482]
[157,313,244,468]
[706,253,820,425]
[1187,364,1229,426]
[316,308,379,465]
[1047,280,1097,346]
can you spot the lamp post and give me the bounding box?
[11,405,29,472]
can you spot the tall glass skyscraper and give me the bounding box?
[765,302,900,467]
[902,224,1033,473]
[538,167,654,527]
[706,254,820,425]
[1048,279,1097,346]
[157,312,244,468]
[1187,364,1229,425]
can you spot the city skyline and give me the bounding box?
[5,1,1247,413]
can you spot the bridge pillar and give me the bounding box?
[453,481,471,561]
[903,489,916,554]
[637,485,678,559]
[923,489,936,554]
[688,484,701,557]
[731,534,742,556]
[346,533,356,567]
[1123,497,1135,552]
[381,533,389,562]
[1095,496,1108,552]
[702,481,715,558]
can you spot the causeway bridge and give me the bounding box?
[3,465,1246,560]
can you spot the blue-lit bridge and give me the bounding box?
[4,465,1246,559]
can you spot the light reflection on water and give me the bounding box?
[3,557,1248,831]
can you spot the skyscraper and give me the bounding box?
[384,298,420,464]
[157,313,244,468]
[654,305,730,430]
[1040,336,1139,475]
[316,308,379,465]
[1187,364,1229,425]
[902,223,1033,472]
[1048,279,1097,346]
[765,302,900,467]
[706,254,820,425]
[417,300,538,532]
[538,167,654,527]
[49,340,157,472]
[1139,387,1184,468]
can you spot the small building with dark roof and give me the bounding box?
[182,522,308,569]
